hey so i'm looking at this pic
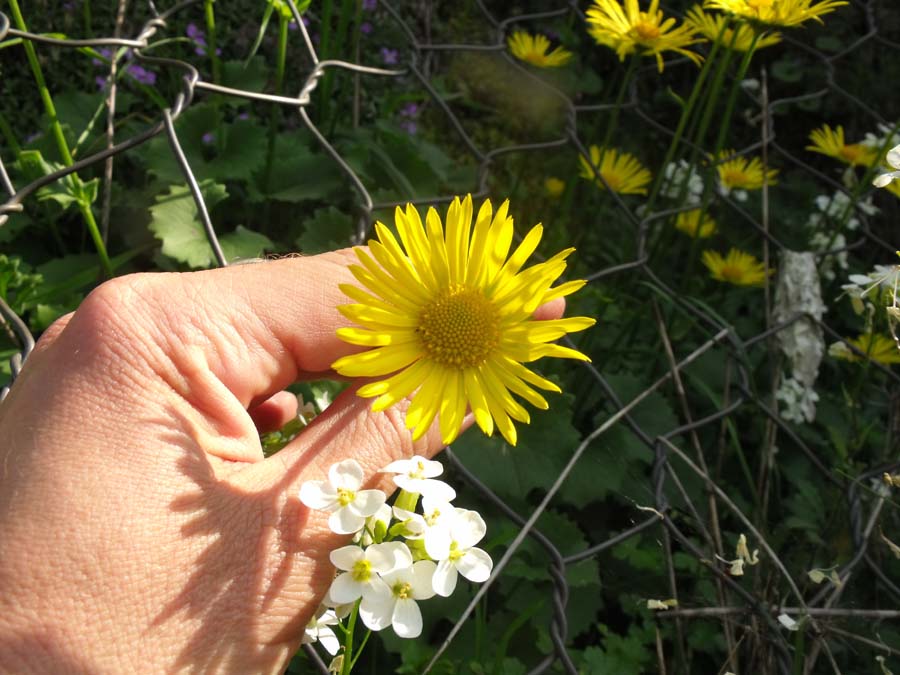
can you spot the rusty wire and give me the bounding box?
[1,1,899,673]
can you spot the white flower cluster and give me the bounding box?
[775,377,820,424]
[874,144,900,189]
[661,160,704,205]
[299,456,493,652]
[806,190,877,281]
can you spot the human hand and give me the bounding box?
[0,253,562,674]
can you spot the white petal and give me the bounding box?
[887,144,900,169]
[412,456,444,478]
[298,481,338,510]
[456,547,493,583]
[391,598,423,638]
[367,541,413,574]
[424,524,452,561]
[330,458,364,490]
[381,457,416,473]
[410,559,437,600]
[317,626,341,655]
[330,545,364,571]
[329,571,365,604]
[451,510,487,548]
[432,558,458,597]
[329,508,365,535]
[874,171,900,188]
[359,578,393,631]
[350,489,387,517]
[418,479,456,502]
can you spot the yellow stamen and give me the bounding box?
[336,487,355,507]
[418,286,501,368]
[392,581,413,600]
[351,559,372,582]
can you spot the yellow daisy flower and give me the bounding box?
[831,333,900,365]
[577,146,652,195]
[701,248,772,286]
[806,125,878,167]
[586,0,703,73]
[676,209,718,238]
[716,150,779,191]
[507,30,573,68]
[685,6,782,50]
[703,0,847,27]
[331,195,596,446]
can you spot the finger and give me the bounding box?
[31,311,75,357]
[248,391,299,433]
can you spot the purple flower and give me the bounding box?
[237,112,250,121]
[363,0,377,9]
[91,47,113,67]
[360,21,373,34]
[128,64,156,86]
[380,47,399,65]
[399,119,417,135]
[400,102,419,117]
[202,132,215,145]
[186,23,205,41]
[95,75,107,91]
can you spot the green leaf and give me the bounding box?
[253,133,344,203]
[295,206,355,253]
[148,182,230,268]
[219,225,275,262]
[452,393,580,502]
[205,119,268,181]
[222,57,268,94]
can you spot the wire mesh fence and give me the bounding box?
[1,0,900,673]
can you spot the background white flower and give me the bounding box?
[873,144,900,188]
[299,458,386,534]
[381,455,456,502]
[301,607,341,655]
[426,509,493,596]
[328,541,413,604]
[359,559,437,638]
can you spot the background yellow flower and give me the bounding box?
[806,124,877,166]
[586,0,702,72]
[703,0,847,27]
[685,6,782,50]
[507,30,573,68]
[578,146,652,195]
[702,248,772,286]
[676,209,718,238]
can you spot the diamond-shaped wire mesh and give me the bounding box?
[2,1,900,673]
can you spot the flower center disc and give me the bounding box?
[418,286,501,369]
[633,20,661,42]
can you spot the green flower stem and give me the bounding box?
[340,601,361,675]
[394,489,419,513]
[644,25,726,214]
[263,12,290,194]
[7,0,112,278]
[83,0,93,37]
[318,0,335,114]
[600,54,640,155]
[204,0,222,84]
[710,35,760,160]
[688,38,737,160]
[347,624,372,672]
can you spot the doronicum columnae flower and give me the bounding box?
[702,0,847,27]
[685,6,782,51]
[702,248,773,287]
[807,124,878,167]
[331,195,595,447]
[586,0,703,73]
[578,146,652,195]
[675,209,718,238]
[507,30,573,68]
[830,333,900,365]
[544,177,566,198]
[716,150,779,192]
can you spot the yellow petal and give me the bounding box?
[332,343,422,377]
[464,367,494,436]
